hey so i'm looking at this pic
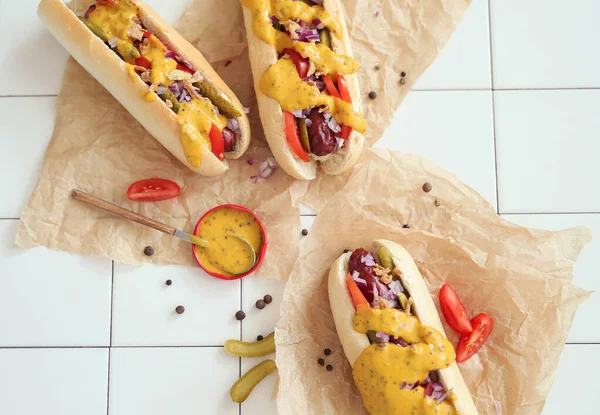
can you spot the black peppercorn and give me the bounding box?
[256,299,266,309]
[318,358,325,366]
[422,182,433,193]
[401,71,406,77]
[301,228,309,236]
[257,335,264,341]
[165,279,172,286]
[402,224,410,229]
[235,310,246,320]
[368,91,377,100]
[175,306,185,314]
[263,295,273,304]
[143,246,154,256]
[374,65,380,71]
[324,348,331,356]
[326,364,333,371]
[343,249,350,254]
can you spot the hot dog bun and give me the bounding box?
[38,0,251,176]
[242,0,365,181]
[328,240,478,415]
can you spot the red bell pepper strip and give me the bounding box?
[284,112,310,162]
[208,124,225,161]
[322,75,340,98]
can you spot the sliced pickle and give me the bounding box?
[367,330,377,345]
[377,247,394,271]
[224,332,275,357]
[319,28,332,49]
[429,370,440,383]
[195,80,242,118]
[230,360,277,403]
[79,17,109,41]
[159,89,180,113]
[296,118,311,153]
[116,40,140,61]
[398,292,408,310]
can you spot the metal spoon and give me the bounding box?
[71,190,256,275]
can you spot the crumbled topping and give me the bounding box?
[372,296,390,309]
[374,264,393,284]
[126,20,145,41]
[140,70,151,83]
[307,61,317,77]
[405,297,414,315]
[392,267,403,278]
[183,79,202,100]
[281,20,301,36]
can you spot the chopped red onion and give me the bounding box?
[424,382,435,397]
[360,253,376,267]
[251,156,278,183]
[181,59,193,70]
[312,19,325,30]
[371,282,379,299]
[156,85,168,95]
[247,158,256,166]
[270,16,279,25]
[294,28,320,42]
[401,381,419,390]
[243,106,250,114]
[383,290,397,301]
[169,81,183,95]
[335,137,345,148]
[108,37,118,49]
[375,332,389,341]
[386,299,398,308]
[226,118,240,131]
[291,109,303,118]
[305,118,313,127]
[432,382,444,392]
[354,277,367,288]
[165,50,178,59]
[352,270,360,279]
[315,80,326,91]
[388,280,404,295]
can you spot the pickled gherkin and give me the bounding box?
[224,332,275,357]
[319,28,332,49]
[159,89,180,113]
[195,80,242,118]
[296,118,311,153]
[79,17,109,41]
[377,246,394,271]
[230,360,277,403]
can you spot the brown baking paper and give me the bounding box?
[276,149,592,414]
[17,0,470,275]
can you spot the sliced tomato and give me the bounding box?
[98,0,116,5]
[84,5,96,18]
[337,74,352,103]
[456,313,494,363]
[339,124,352,142]
[127,179,180,202]
[282,48,309,78]
[322,75,340,98]
[208,124,225,161]
[284,111,310,162]
[134,56,152,70]
[143,30,152,39]
[176,63,195,74]
[346,273,371,315]
[439,283,473,335]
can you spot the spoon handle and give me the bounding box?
[71,189,176,236]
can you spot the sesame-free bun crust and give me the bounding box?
[242,0,364,180]
[38,0,251,176]
[328,240,478,415]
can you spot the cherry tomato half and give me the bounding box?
[284,111,310,162]
[439,283,473,335]
[456,313,494,363]
[208,124,225,161]
[127,179,181,202]
[282,48,309,78]
[134,56,152,70]
[322,75,340,98]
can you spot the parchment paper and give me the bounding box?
[275,149,592,414]
[17,0,471,276]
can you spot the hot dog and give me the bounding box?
[328,240,478,415]
[38,0,251,176]
[240,0,366,180]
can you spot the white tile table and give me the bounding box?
[0,0,598,413]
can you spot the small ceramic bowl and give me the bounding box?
[192,204,267,280]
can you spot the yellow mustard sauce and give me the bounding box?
[89,0,226,167]
[259,59,366,133]
[195,207,264,278]
[352,308,458,415]
[241,0,365,133]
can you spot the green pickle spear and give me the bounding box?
[224,332,275,357]
[296,118,311,153]
[319,28,332,49]
[79,17,109,41]
[159,89,180,113]
[377,247,394,271]
[230,360,278,403]
[195,80,242,118]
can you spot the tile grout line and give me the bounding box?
[106,260,115,415]
[239,278,243,415]
[487,0,500,215]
